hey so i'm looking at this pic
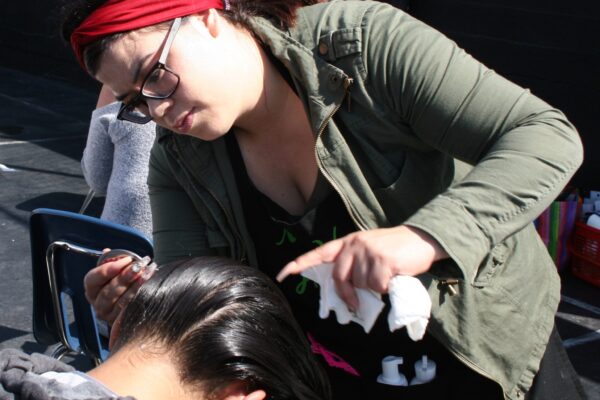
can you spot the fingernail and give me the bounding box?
[131,262,142,273]
[276,265,289,282]
[140,260,157,280]
[124,264,140,279]
[128,257,156,280]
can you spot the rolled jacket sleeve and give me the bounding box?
[147,137,214,264]
[363,4,583,280]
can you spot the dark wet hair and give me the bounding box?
[59,0,319,75]
[112,256,331,400]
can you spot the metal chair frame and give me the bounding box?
[30,208,153,366]
[45,241,104,364]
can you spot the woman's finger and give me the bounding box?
[277,239,343,282]
[368,264,392,293]
[94,265,140,307]
[84,256,133,303]
[349,252,370,289]
[104,278,143,325]
[87,260,143,322]
[331,249,359,310]
[334,279,359,313]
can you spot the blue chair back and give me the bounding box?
[29,208,154,364]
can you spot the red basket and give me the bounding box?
[568,221,600,288]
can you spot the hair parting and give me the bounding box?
[112,256,331,400]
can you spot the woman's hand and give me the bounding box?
[84,250,144,324]
[277,225,448,311]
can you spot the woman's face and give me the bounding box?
[95,12,262,140]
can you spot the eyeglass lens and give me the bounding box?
[142,68,179,98]
[120,68,179,123]
[118,17,182,124]
[119,102,152,124]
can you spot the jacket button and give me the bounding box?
[318,41,328,55]
[328,75,340,89]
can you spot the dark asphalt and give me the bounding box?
[0,65,598,398]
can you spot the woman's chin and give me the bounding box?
[186,125,230,141]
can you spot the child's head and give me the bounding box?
[110,256,330,400]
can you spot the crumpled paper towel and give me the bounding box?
[301,263,384,333]
[301,263,431,340]
[387,275,432,341]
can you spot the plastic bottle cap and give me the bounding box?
[377,355,408,386]
[410,355,436,385]
[587,213,600,230]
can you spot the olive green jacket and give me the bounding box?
[148,2,583,398]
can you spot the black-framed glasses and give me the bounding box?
[117,17,182,124]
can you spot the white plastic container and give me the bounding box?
[377,356,408,386]
[410,355,437,385]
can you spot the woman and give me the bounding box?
[0,257,331,400]
[61,0,585,398]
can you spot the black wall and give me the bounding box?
[0,1,99,91]
[1,0,598,186]
[409,0,600,189]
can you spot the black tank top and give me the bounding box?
[224,134,501,399]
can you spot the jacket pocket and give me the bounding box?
[373,154,450,225]
[472,241,510,287]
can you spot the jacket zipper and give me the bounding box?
[430,278,509,398]
[314,77,368,231]
[313,77,510,398]
[445,342,509,398]
[439,278,460,296]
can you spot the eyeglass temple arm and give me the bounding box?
[159,17,182,64]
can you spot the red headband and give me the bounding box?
[71,0,226,70]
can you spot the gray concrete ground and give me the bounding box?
[0,65,598,398]
[0,66,101,358]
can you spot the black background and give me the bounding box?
[0,0,597,187]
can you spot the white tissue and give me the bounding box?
[300,264,431,340]
[387,276,431,341]
[301,263,384,333]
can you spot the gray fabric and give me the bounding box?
[0,349,134,400]
[81,102,155,237]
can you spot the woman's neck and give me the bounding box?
[87,345,195,400]
[234,44,308,142]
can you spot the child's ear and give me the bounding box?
[222,389,266,400]
[221,382,266,400]
[242,390,267,400]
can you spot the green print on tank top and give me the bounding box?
[275,225,338,295]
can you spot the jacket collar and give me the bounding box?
[247,16,352,135]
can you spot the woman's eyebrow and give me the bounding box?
[115,53,155,102]
[131,53,155,84]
